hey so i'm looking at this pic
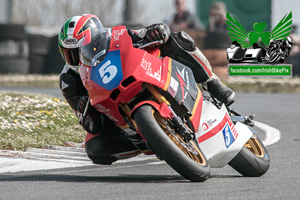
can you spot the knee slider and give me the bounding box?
[85,136,107,156]
[85,136,117,165]
[89,155,117,165]
[175,31,196,51]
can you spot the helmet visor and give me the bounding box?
[59,46,79,66]
[80,28,109,66]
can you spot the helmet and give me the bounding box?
[286,36,293,47]
[79,25,111,67]
[58,14,106,70]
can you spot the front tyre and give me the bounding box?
[134,105,210,182]
[229,136,270,177]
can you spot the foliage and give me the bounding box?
[0,92,85,151]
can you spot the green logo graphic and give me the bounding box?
[226,12,292,48]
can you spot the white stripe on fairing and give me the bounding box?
[254,121,281,146]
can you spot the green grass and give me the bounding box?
[0,92,85,151]
[1,74,300,93]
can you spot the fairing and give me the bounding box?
[80,26,202,129]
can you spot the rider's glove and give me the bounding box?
[77,95,103,135]
[77,95,89,113]
[145,23,170,44]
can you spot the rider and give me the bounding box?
[58,14,235,165]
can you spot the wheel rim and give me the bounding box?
[244,138,265,158]
[152,110,207,166]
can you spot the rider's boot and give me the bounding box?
[202,76,235,106]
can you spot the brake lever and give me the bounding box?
[82,97,90,118]
[133,40,164,49]
[78,97,90,124]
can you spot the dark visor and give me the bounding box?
[80,30,109,66]
[59,46,79,66]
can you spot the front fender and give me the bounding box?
[130,101,174,119]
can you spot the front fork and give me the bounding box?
[145,84,194,142]
[121,84,195,144]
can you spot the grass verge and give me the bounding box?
[0,91,85,151]
[1,74,300,93]
[0,74,59,88]
[224,77,300,93]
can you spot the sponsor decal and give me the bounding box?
[60,80,69,90]
[202,123,209,131]
[176,67,185,80]
[185,70,190,90]
[94,104,111,113]
[114,29,126,41]
[64,38,78,44]
[198,113,239,144]
[141,58,161,81]
[202,119,217,131]
[175,66,192,100]
[168,76,179,97]
[175,71,186,102]
[106,113,119,123]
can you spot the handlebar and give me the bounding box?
[133,40,164,49]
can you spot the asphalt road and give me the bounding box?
[1,88,300,199]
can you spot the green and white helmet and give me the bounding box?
[58,14,104,70]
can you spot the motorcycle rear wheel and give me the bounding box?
[134,105,210,182]
[229,136,270,177]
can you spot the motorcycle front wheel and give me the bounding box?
[229,136,270,177]
[268,51,280,63]
[134,105,210,182]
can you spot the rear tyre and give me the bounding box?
[229,136,270,177]
[134,105,210,182]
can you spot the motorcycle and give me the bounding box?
[264,37,293,63]
[79,26,270,182]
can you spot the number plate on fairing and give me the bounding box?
[196,102,252,168]
[90,50,123,91]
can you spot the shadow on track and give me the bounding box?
[0,174,188,183]
[0,173,244,183]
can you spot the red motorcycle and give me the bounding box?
[79,26,269,182]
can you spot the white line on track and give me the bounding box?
[254,121,281,146]
[0,121,280,173]
[147,161,165,165]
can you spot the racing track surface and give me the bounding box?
[0,89,300,200]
